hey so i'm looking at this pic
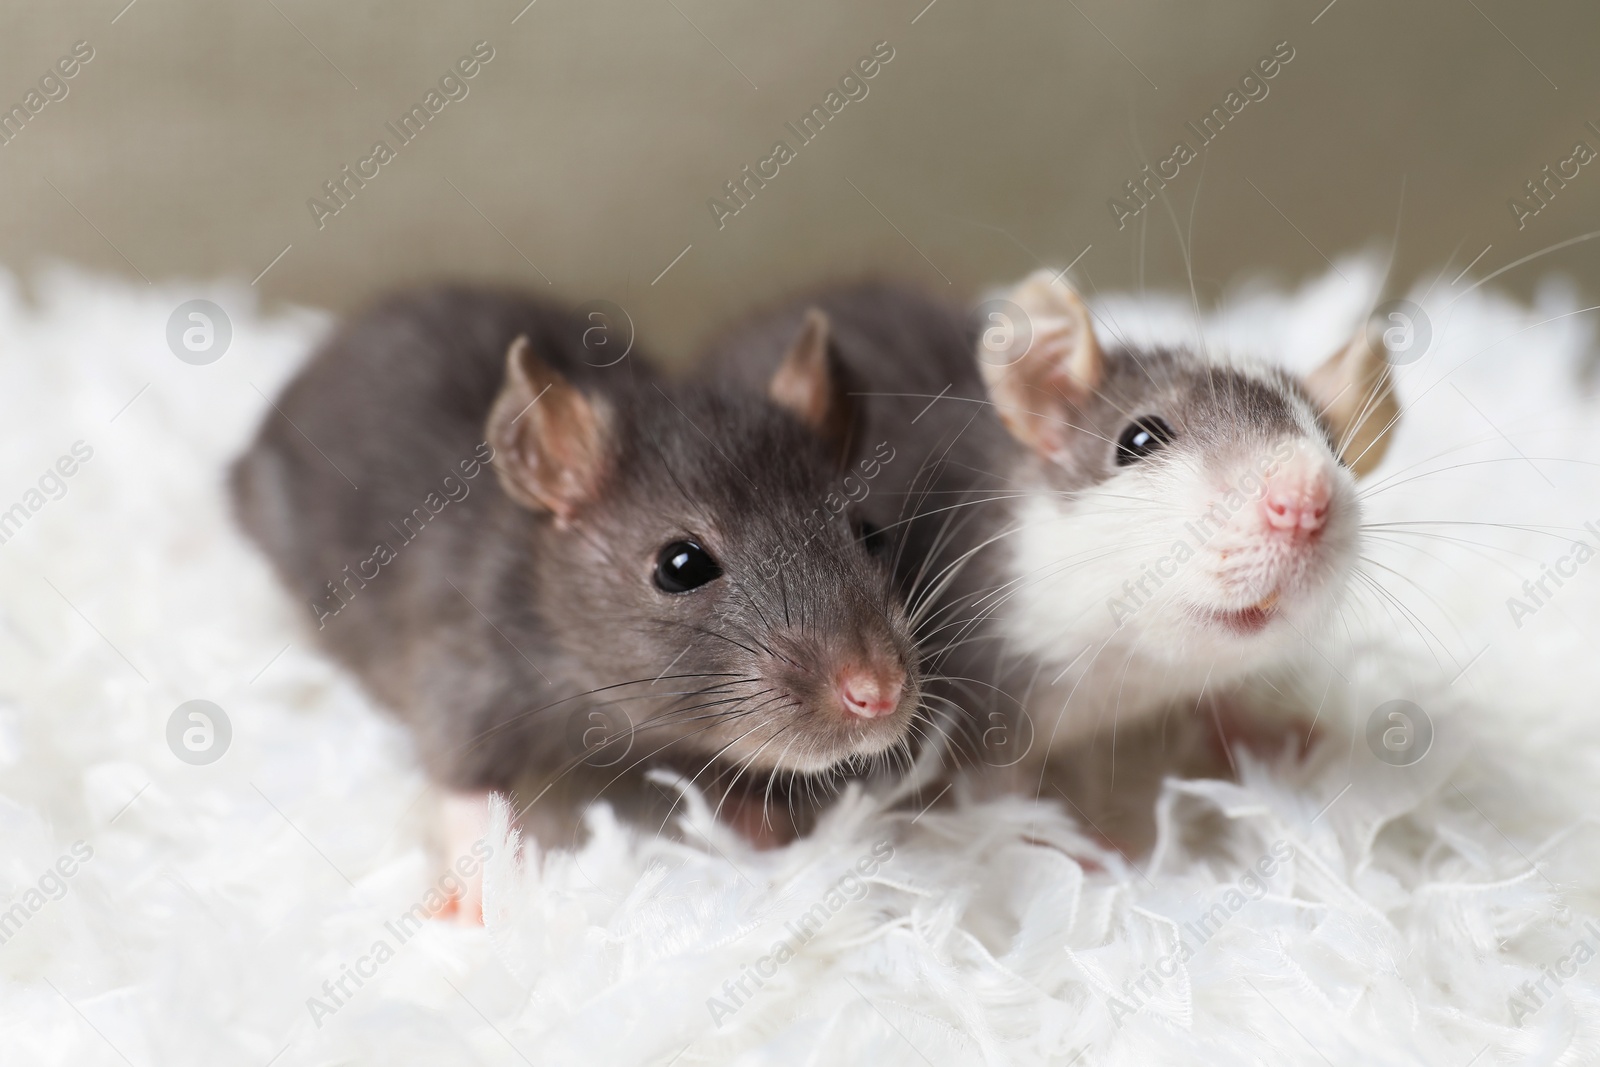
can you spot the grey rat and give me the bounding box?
[230,286,922,864]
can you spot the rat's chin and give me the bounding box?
[829,718,911,767]
[738,712,910,776]
[764,743,886,777]
[1190,576,1345,640]
[1191,590,1282,637]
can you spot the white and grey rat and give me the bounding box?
[970,269,1399,767]
[230,286,923,871]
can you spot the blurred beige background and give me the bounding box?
[3,0,1598,360]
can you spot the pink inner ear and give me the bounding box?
[1010,346,1092,460]
[771,359,830,429]
[769,313,836,433]
[983,275,1105,461]
[1304,332,1398,476]
[489,359,612,520]
[528,387,610,517]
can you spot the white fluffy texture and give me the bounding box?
[3,263,1600,1065]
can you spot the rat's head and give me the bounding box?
[979,270,1399,677]
[486,320,920,780]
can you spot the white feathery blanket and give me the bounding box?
[2,262,1599,1065]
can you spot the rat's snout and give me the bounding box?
[1188,437,1352,638]
[838,665,904,719]
[1258,442,1331,539]
[747,621,919,772]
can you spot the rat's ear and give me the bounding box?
[769,308,854,464]
[978,270,1105,461]
[1305,328,1399,478]
[486,335,612,523]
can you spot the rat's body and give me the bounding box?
[232,286,922,852]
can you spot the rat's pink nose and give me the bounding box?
[1260,447,1331,537]
[839,667,904,719]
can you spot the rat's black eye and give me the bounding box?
[654,541,723,593]
[1116,416,1174,465]
[856,519,889,557]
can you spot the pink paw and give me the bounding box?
[436,791,489,926]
